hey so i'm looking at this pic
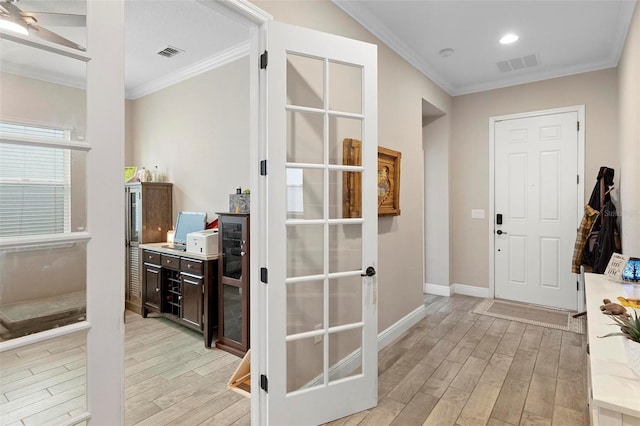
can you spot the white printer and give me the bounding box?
[186,229,218,255]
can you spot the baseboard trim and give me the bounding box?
[424,283,490,299]
[378,304,426,350]
[304,304,426,388]
[452,283,490,298]
[424,283,453,297]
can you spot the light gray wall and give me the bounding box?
[130,57,251,223]
[450,68,620,289]
[423,113,451,288]
[618,3,640,256]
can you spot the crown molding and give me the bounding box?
[333,0,635,98]
[453,60,617,96]
[1,66,86,91]
[611,0,638,66]
[332,0,454,95]
[126,40,250,100]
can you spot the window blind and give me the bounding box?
[0,122,70,237]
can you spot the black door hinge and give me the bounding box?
[576,280,579,291]
[577,175,579,185]
[260,267,268,284]
[260,51,268,69]
[260,374,268,392]
[577,121,580,131]
[260,160,267,176]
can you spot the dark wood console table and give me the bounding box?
[140,243,218,348]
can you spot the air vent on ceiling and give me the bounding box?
[497,54,540,73]
[157,46,184,58]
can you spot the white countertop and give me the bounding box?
[139,242,219,261]
[585,272,640,418]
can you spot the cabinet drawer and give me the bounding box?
[181,258,203,275]
[143,250,161,265]
[161,254,180,270]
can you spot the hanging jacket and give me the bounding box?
[573,166,620,273]
[572,205,599,273]
[593,200,622,273]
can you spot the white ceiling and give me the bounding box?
[334,0,638,95]
[1,0,637,98]
[1,0,249,98]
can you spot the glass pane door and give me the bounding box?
[264,21,378,425]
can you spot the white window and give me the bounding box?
[0,122,71,237]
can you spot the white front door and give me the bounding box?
[494,109,581,310]
[259,22,378,425]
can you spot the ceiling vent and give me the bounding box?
[157,46,184,58]
[497,54,539,72]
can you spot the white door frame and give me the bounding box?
[488,105,585,312]
[203,1,270,424]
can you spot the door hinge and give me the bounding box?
[260,160,267,176]
[577,175,579,185]
[260,374,268,392]
[260,267,268,284]
[577,280,579,291]
[260,51,268,69]
[577,121,580,131]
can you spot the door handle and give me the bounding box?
[496,230,508,235]
[361,266,376,277]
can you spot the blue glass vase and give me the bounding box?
[622,257,640,282]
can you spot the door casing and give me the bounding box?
[488,105,585,312]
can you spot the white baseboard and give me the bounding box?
[424,283,453,297]
[304,304,426,388]
[378,304,426,350]
[424,282,490,299]
[452,283,490,298]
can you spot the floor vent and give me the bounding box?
[157,46,184,58]
[497,53,540,72]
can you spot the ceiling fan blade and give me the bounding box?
[21,12,85,27]
[0,1,27,21]
[29,24,85,51]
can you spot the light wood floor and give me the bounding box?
[327,294,588,426]
[1,294,588,426]
[1,312,251,426]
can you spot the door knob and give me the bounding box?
[361,266,376,277]
[496,230,508,235]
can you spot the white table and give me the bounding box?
[585,273,640,425]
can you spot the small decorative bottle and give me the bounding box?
[152,166,162,182]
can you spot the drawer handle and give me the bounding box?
[188,264,191,269]
[155,288,159,292]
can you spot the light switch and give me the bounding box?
[471,209,485,219]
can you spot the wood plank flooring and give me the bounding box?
[1,312,251,426]
[328,294,589,426]
[1,295,588,426]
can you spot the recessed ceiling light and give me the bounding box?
[438,48,454,57]
[500,34,519,44]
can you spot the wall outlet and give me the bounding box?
[314,323,323,344]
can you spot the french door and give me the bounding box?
[0,1,124,424]
[258,21,379,425]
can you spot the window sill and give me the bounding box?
[0,232,91,252]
